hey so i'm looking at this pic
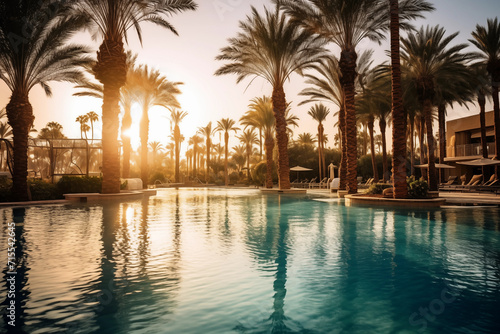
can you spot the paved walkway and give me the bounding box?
[306,188,500,206]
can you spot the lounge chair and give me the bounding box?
[482,174,497,186]
[311,177,328,189]
[440,175,457,186]
[308,177,319,189]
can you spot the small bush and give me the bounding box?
[0,176,12,202]
[407,176,428,199]
[365,183,392,195]
[57,176,102,194]
[149,172,166,185]
[29,179,61,200]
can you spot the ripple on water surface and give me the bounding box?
[0,190,499,334]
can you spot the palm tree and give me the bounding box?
[0,1,90,201]
[296,133,317,147]
[132,65,182,188]
[308,103,330,181]
[216,5,327,190]
[298,54,347,189]
[73,52,138,178]
[76,115,90,139]
[170,109,188,183]
[69,0,197,194]
[470,63,492,159]
[197,123,216,182]
[215,118,240,186]
[149,141,164,171]
[278,0,433,194]
[470,18,500,169]
[188,135,203,179]
[237,129,258,183]
[86,111,99,141]
[240,96,276,188]
[402,25,469,191]
[38,122,67,140]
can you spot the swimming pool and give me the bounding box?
[1,188,499,333]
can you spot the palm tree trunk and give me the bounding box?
[246,144,251,182]
[140,103,149,189]
[368,116,379,182]
[94,38,127,194]
[437,103,447,182]
[224,132,229,186]
[424,98,438,191]
[206,139,210,182]
[6,93,34,201]
[340,49,358,194]
[339,109,347,190]
[193,147,197,177]
[478,92,488,158]
[410,117,415,176]
[390,0,408,198]
[380,118,388,182]
[121,106,132,178]
[272,85,291,190]
[174,125,181,183]
[259,128,263,160]
[492,83,500,162]
[419,116,426,165]
[265,135,274,188]
[317,125,322,180]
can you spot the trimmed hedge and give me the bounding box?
[57,176,102,194]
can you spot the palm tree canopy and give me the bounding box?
[275,0,434,49]
[215,5,328,88]
[237,129,258,146]
[296,132,317,146]
[307,103,330,124]
[130,65,182,110]
[170,109,189,128]
[67,0,197,44]
[215,118,240,134]
[469,17,500,78]
[401,25,472,100]
[0,1,92,96]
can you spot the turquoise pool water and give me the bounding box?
[1,188,499,333]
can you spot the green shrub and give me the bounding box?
[57,176,102,194]
[365,183,392,195]
[0,176,12,202]
[407,176,428,199]
[149,171,166,185]
[29,179,61,200]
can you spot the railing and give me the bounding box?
[449,142,496,157]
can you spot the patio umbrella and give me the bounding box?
[290,165,312,181]
[414,163,455,169]
[456,157,500,166]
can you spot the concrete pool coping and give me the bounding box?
[64,189,157,203]
[344,194,446,207]
[260,188,307,194]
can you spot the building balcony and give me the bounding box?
[447,142,496,158]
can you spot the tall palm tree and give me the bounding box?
[73,52,138,178]
[278,0,433,194]
[402,25,469,191]
[76,114,90,139]
[132,65,182,188]
[215,118,240,186]
[307,103,330,180]
[170,109,188,183]
[296,133,317,147]
[0,1,90,201]
[470,63,492,159]
[470,18,500,168]
[236,129,258,183]
[197,122,216,182]
[69,0,197,194]
[298,54,347,189]
[86,111,99,141]
[240,96,276,188]
[216,5,327,190]
[188,135,203,179]
[148,141,164,171]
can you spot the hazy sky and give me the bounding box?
[0,0,499,153]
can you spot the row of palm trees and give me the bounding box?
[216,2,500,198]
[0,0,197,201]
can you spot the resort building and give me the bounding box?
[445,110,496,178]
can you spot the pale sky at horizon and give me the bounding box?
[0,0,499,154]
